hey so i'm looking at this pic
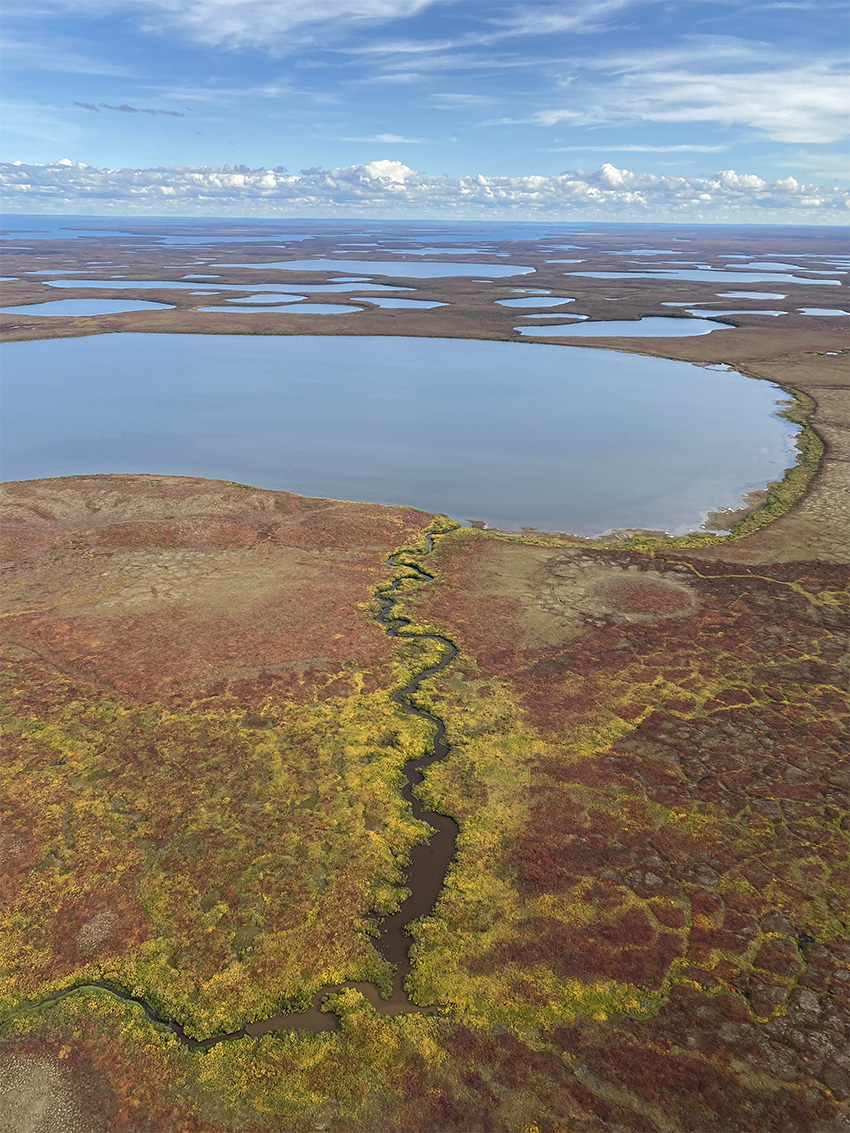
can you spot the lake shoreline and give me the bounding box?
[1,222,847,1133]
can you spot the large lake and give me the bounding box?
[0,333,797,535]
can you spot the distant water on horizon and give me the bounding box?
[2,213,843,243]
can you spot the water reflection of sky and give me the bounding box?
[212,259,534,278]
[2,332,798,537]
[0,298,174,316]
[41,279,415,294]
[517,316,731,337]
[197,304,364,315]
[567,269,841,286]
[497,296,576,308]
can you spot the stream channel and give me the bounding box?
[2,533,460,1049]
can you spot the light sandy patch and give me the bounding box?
[463,542,697,647]
[542,553,698,624]
[1,545,335,617]
[0,1056,95,1133]
[76,909,120,954]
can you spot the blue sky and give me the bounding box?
[2,0,848,220]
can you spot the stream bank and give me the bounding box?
[0,526,461,1048]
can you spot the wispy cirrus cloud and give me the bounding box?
[10,0,453,50]
[2,158,847,222]
[544,144,728,153]
[611,65,849,144]
[3,0,656,61]
[480,0,650,41]
[332,132,423,142]
[0,34,135,76]
[577,34,779,73]
[345,0,650,59]
[501,62,850,144]
[428,92,495,107]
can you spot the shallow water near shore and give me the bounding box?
[1,333,798,535]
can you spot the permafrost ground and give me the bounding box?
[1,221,848,1132]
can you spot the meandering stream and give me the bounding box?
[1,533,459,1048]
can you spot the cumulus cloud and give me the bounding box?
[2,158,848,222]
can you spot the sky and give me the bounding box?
[2,0,849,222]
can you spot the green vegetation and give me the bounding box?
[727,387,823,539]
[1,464,846,1130]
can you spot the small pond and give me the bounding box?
[727,261,804,271]
[1,333,797,536]
[212,259,534,278]
[0,299,175,316]
[142,234,317,245]
[720,292,786,300]
[386,247,493,256]
[45,278,236,291]
[685,309,786,318]
[44,279,414,295]
[568,269,841,286]
[497,297,576,308]
[197,304,363,315]
[223,294,307,304]
[516,317,731,338]
[350,297,446,309]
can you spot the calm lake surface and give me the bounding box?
[1,333,797,535]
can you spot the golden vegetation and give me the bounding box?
[2,464,848,1131]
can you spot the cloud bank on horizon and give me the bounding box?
[4,158,846,223]
[1,0,848,222]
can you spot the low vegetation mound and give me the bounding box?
[1,472,847,1133]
